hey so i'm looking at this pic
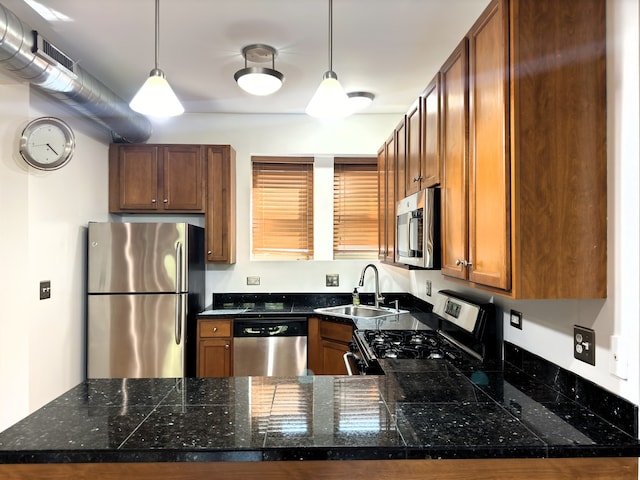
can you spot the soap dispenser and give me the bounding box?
[352,288,360,306]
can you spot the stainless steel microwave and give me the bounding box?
[396,188,440,269]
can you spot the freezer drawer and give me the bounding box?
[88,293,186,378]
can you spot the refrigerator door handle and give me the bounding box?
[175,242,184,345]
[175,294,183,345]
[175,242,183,294]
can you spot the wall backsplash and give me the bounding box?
[504,341,638,438]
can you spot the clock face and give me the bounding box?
[19,117,75,170]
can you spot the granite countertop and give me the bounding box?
[1,357,638,463]
[2,293,638,464]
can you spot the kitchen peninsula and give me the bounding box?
[1,314,638,479]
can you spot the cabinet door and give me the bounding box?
[321,339,350,375]
[440,39,469,280]
[468,0,510,290]
[377,145,387,260]
[162,145,205,211]
[117,145,160,210]
[197,338,232,377]
[422,74,441,187]
[395,117,407,201]
[205,146,236,264]
[405,100,422,195]
[384,134,396,264]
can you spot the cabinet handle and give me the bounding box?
[163,199,168,203]
[412,176,423,183]
[224,344,230,350]
[212,327,218,333]
[207,250,212,255]
[151,199,156,203]
[455,259,473,268]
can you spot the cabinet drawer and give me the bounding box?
[320,320,353,343]
[198,319,232,338]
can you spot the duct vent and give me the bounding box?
[32,30,75,74]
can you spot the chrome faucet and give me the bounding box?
[358,264,385,308]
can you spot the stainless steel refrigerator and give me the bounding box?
[87,222,205,378]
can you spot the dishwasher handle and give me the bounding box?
[233,318,308,337]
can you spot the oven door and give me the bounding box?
[345,332,384,375]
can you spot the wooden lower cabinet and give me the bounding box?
[197,319,232,377]
[1,457,636,480]
[308,317,354,375]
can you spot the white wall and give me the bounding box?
[0,81,111,431]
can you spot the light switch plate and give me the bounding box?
[326,274,339,287]
[510,309,522,330]
[246,276,260,286]
[39,280,51,300]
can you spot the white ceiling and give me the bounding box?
[1,0,490,115]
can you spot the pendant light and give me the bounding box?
[234,44,284,96]
[130,0,184,117]
[305,0,352,118]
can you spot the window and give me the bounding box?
[252,157,314,260]
[333,157,379,259]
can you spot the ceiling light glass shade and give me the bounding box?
[347,91,375,111]
[306,71,353,118]
[130,68,185,117]
[234,67,284,96]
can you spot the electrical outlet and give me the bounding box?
[510,309,522,330]
[425,280,432,296]
[574,325,595,366]
[39,281,51,300]
[326,274,339,287]
[246,276,260,286]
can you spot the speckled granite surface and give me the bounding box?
[1,357,638,463]
[1,293,637,463]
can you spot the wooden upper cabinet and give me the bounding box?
[440,39,470,282]
[395,117,407,201]
[377,144,387,260]
[205,145,236,264]
[405,99,422,196]
[384,133,397,264]
[422,74,441,188]
[439,0,606,299]
[109,144,204,213]
[467,0,510,290]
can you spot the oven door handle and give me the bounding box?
[343,352,357,376]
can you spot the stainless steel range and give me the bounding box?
[347,290,497,375]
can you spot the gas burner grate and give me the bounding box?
[364,330,446,360]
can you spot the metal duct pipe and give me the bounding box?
[0,2,152,143]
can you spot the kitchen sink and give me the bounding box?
[313,304,408,319]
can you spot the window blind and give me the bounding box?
[333,157,379,259]
[252,157,314,260]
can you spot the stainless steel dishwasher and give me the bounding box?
[233,318,308,376]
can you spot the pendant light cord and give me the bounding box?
[154,0,160,70]
[328,0,333,72]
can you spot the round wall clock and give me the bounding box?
[19,117,75,171]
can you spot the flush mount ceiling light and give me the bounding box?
[306,0,352,118]
[129,0,184,117]
[347,91,375,112]
[234,44,284,96]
